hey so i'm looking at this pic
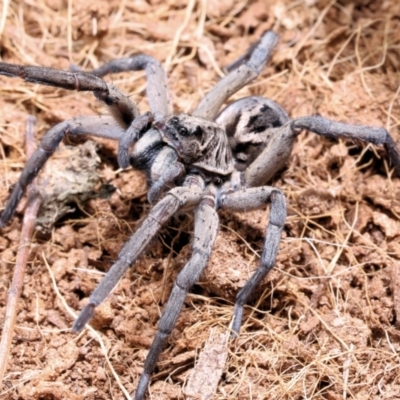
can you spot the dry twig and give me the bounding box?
[0,116,41,386]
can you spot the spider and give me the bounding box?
[1,31,400,399]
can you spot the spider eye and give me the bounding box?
[170,117,179,124]
[194,126,203,137]
[254,125,267,133]
[179,126,188,136]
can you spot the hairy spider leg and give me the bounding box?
[219,186,287,335]
[87,53,172,120]
[131,133,186,203]
[215,103,400,336]
[0,116,125,228]
[213,97,400,339]
[193,30,279,120]
[0,62,142,226]
[81,54,186,201]
[0,63,139,126]
[72,174,204,331]
[135,182,219,400]
[292,116,400,173]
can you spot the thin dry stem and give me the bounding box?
[0,116,41,386]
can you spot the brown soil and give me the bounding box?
[1,0,400,399]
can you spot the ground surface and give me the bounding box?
[1,0,400,399]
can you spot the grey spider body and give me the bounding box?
[1,31,400,399]
[217,97,290,168]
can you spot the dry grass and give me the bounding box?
[1,0,400,399]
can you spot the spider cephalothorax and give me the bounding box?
[158,114,234,176]
[1,31,400,400]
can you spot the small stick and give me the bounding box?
[184,327,229,400]
[0,116,42,386]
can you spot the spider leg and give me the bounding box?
[0,63,139,127]
[219,186,286,336]
[117,112,154,168]
[85,54,173,120]
[0,116,125,228]
[134,185,219,400]
[146,146,185,203]
[79,54,184,195]
[223,41,259,73]
[127,127,185,202]
[193,31,278,120]
[72,174,205,332]
[292,115,400,173]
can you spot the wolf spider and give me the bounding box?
[1,31,400,399]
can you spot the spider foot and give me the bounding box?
[135,373,151,400]
[231,304,243,338]
[72,302,96,332]
[118,112,154,168]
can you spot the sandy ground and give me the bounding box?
[1,0,400,399]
